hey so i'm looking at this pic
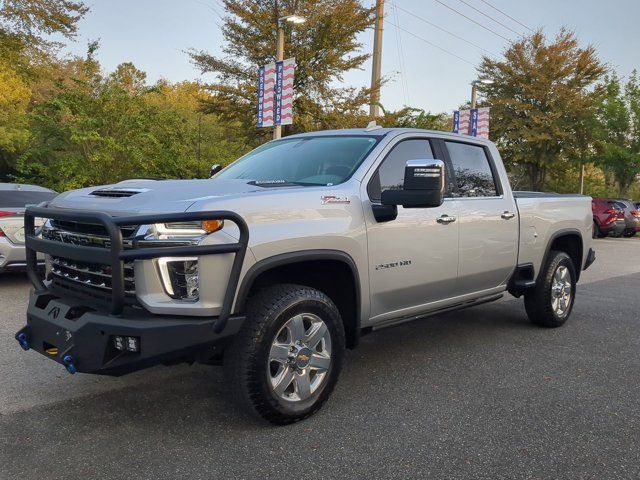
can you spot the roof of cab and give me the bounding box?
[284,127,494,145]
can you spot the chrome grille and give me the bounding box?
[50,256,136,295]
[50,219,137,239]
[42,222,138,299]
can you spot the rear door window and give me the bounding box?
[445,141,498,197]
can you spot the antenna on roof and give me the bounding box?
[365,120,382,132]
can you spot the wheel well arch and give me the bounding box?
[541,230,583,282]
[235,250,361,349]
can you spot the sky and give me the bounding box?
[62,0,640,114]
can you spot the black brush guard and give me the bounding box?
[23,206,249,333]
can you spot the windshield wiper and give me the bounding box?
[249,180,325,187]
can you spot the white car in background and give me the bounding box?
[0,183,57,272]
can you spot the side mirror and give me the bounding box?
[381,159,445,209]
[209,164,222,177]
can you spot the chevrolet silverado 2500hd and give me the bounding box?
[16,128,595,424]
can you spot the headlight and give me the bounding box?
[153,220,224,240]
[142,220,222,301]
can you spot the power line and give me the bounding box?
[191,0,224,23]
[391,2,410,105]
[456,0,523,36]
[432,0,511,42]
[478,0,533,32]
[394,4,497,57]
[384,18,476,66]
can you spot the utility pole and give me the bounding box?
[197,114,202,177]
[369,0,384,119]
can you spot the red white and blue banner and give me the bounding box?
[452,107,489,138]
[257,58,295,128]
[476,107,490,139]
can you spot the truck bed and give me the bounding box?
[515,193,593,279]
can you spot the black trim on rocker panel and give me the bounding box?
[234,250,362,345]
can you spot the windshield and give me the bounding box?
[217,136,379,186]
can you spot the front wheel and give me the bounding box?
[224,284,345,424]
[524,251,577,328]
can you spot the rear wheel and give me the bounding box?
[524,251,576,328]
[224,284,345,424]
[623,230,636,238]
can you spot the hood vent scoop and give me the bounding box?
[90,188,150,198]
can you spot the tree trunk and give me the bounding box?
[527,163,545,191]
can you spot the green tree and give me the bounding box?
[592,72,640,197]
[0,0,87,53]
[0,0,88,178]
[378,107,450,131]
[477,30,606,191]
[189,0,375,145]
[16,55,249,191]
[0,60,31,171]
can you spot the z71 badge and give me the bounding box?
[375,260,412,271]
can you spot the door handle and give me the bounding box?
[501,211,516,220]
[437,214,456,224]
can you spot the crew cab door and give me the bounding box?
[363,137,460,323]
[442,140,518,295]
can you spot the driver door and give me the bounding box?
[364,137,460,324]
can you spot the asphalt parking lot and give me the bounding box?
[1,237,639,479]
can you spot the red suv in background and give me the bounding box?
[592,198,626,238]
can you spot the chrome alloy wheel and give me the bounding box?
[551,265,572,318]
[268,313,332,402]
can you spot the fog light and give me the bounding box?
[158,257,199,301]
[126,336,139,352]
[113,335,139,352]
[114,336,125,351]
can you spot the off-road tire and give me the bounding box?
[524,251,577,328]
[224,284,345,424]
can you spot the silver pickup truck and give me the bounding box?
[16,127,595,424]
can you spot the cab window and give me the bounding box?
[445,141,498,197]
[368,139,434,202]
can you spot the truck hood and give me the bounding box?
[48,179,292,214]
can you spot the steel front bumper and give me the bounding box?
[16,290,244,376]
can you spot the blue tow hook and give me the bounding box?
[17,333,29,351]
[62,355,77,375]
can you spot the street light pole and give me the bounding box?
[471,82,478,109]
[273,15,306,140]
[274,23,285,140]
[470,78,494,108]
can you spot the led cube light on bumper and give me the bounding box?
[113,335,140,352]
